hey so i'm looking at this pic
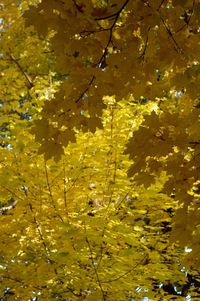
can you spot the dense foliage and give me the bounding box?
[0,0,200,300]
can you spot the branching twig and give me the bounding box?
[96,0,130,68]
[65,286,82,297]
[175,0,195,33]
[72,0,84,13]
[73,1,129,102]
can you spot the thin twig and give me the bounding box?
[101,254,149,283]
[175,0,195,33]
[75,75,95,103]
[86,237,106,301]
[44,161,64,222]
[2,275,46,290]
[28,201,53,261]
[159,14,183,54]
[63,164,67,208]
[139,27,151,61]
[8,54,34,88]
[21,186,52,260]
[0,185,24,201]
[157,0,165,11]
[94,0,130,21]
[96,0,130,67]
[80,27,110,38]
[72,0,84,13]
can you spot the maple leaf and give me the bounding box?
[1,1,200,300]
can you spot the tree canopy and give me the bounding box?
[0,0,200,300]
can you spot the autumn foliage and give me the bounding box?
[0,0,200,300]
